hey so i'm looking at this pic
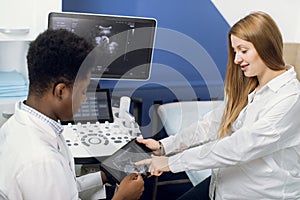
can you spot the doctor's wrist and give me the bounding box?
[101,171,116,185]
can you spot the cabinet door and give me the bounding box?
[0,0,61,41]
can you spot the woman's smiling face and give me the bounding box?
[231,34,268,78]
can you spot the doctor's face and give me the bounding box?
[71,76,90,116]
[231,35,268,78]
[55,76,90,122]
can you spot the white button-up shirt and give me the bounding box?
[0,102,105,200]
[162,66,300,199]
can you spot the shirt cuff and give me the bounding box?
[76,172,103,192]
[160,135,177,155]
[168,153,187,173]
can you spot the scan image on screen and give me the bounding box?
[111,146,148,174]
[101,139,152,183]
[48,12,156,80]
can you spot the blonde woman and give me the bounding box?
[136,11,300,199]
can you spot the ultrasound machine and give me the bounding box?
[48,12,156,162]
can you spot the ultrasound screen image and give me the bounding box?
[112,146,149,174]
[48,12,156,80]
[101,139,152,183]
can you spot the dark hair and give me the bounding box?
[27,29,94,97]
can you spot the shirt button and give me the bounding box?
[236,120,242,128]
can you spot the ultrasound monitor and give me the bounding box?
[48,12,156,80]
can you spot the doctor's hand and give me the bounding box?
[112,173,144,200]
[136,138,162,155]
[135,155,170,177]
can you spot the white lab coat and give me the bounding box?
[161,66,300,199]
[0,102,105,200]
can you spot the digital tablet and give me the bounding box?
[100,139,152,184]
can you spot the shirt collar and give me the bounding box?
[248,65,297,102]
[20,101,64,136]
[266,65,297,93]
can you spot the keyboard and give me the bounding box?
[62,107,141,158]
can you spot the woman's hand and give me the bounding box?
[135,155,170,177]
[136,138,162,155]
[112,173,144,200]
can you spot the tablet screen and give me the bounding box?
[100,139,152,183]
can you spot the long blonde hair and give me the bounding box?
[218,11,286,138]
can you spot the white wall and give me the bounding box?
[211,0,300,43]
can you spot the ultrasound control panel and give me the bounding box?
[63,107,141,158]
